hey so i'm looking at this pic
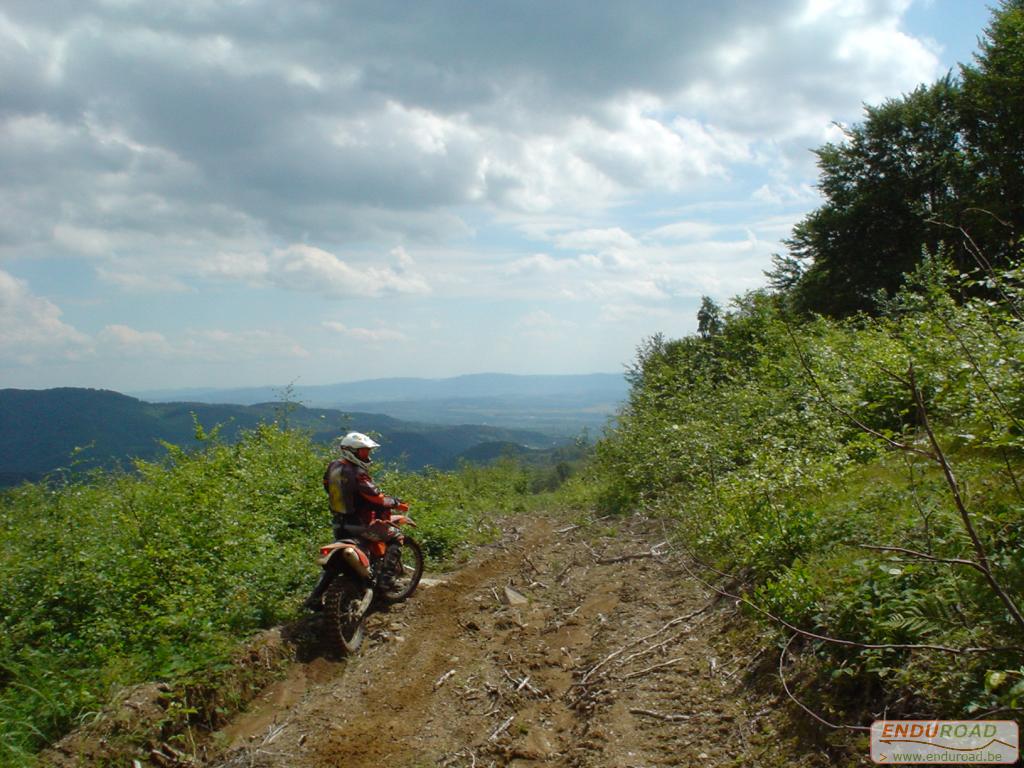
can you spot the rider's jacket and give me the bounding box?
[323,458,397,534]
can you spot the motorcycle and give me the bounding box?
[315,513,424,653]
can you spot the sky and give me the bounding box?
[0,0,995,392]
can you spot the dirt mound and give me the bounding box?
[199,516,842,768]
[40,629,292,767]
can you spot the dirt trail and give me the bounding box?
[205,516,834,768]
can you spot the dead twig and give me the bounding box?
[723,647,769,680]
[852,543,985,574]
[555,561,575,584]
[908,364,1024,633]
[594,541,668,565]
[618,630,686,666]
[501,669,544,697]
[576,602,713,688]
[779,634,870,732]
[619,655,689,681]
[629,708,693,722]
[262,723,286,745]
[488,714,515,742]
[434,669,457,690]
[581,541,602,560]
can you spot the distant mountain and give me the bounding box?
[0,388,562,487]
[133,373,626,436]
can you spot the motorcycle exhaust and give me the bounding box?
[318,542,372,580]
[338,546,371,580]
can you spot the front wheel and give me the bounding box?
[378,537,424,604]
[323,576,365,654]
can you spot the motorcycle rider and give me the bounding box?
[304,431,407,611]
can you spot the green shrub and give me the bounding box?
[0,424,532,764]
[593,261,1024,720]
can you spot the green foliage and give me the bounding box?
[960,0,1024,246]
[789,76,971,316]
[594,260,1024,720]
[786,1,1024,316]
[0,424,534,764]
[380,458,528,560]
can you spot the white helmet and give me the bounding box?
[340,431,380,451]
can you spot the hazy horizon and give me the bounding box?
[2,369,627,395]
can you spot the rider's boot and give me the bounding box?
[303,570,333,611]
[379,544,400,591]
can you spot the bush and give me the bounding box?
[593,261,1024,720]
[0,425,532,764]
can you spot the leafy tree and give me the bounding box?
[764,252,804,293]
[696,296,724,339]
[960,0,1024,251]
[788,77,971,315]
[785,1,1024,316]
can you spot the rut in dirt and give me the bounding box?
[208,515,827,768]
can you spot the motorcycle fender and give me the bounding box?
[319,543,371,580]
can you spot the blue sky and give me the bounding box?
[0,0,994,391]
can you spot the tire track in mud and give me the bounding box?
[207,516,830,768]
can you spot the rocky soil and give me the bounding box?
[190,515,858,768]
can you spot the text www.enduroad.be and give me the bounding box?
[890,752,1007,763]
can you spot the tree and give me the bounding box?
[696,296,724,339]
[786,2,1024,317]
[788,77,971,316]
[960,0,1024,251]
[764,253,804,293]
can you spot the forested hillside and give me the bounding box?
[135,373,628,435]
[0,388,562,486]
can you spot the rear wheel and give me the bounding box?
[323,576,365,654]
[378,537,424,604]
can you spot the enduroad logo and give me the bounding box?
[871,720,1018,764]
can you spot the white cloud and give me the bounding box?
[0,1,965,385]
[511,309,576,341]
[96,265,191,293]
[554,227,639,252]
[95,323,309,361]
[180,329,310,361]
[599,302,674,323]
[98,323,174,357]
[198,251,271,282]
[505,253,580,276]
[322,322,408,343]
[752,183,818,205]
[0,270,91,364]
[269,244,430,298]
[514,309,558,330]
[646,221,720,243]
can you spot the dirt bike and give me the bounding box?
[315,513,424,654]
